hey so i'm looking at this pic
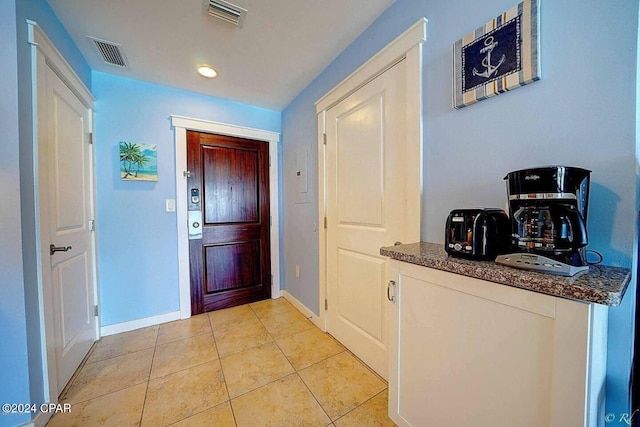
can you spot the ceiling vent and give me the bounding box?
[87,37,129,68]
[206,0,247,27]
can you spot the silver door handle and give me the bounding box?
[50,244,72,256]
[188,210,203,240]
[387,280,396,302]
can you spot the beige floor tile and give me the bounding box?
[141,360,228,427]
[334,389,394,427]
[232,374,331,427]
[170,401,235,427]
[277,327,345,370]
[48,383,146,427]
[62,348,153,404]
[213,317,273,358]
[249,297,296,319]
[299,352,386,420]
[157,314,212,345]
[209,305,259,332]
[220,341,295,398]
[151,333,219,379]
[55,301,392,427]
[87,325,158,363]
[262,308,315,340]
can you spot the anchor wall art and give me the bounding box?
[453,0,540,109]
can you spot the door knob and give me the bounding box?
[50,244,72,256]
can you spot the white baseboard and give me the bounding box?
[100,311,181,336]
[283,291,323,330]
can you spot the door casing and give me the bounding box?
[171,116,281,319]
[316,19,426,331]
[28,20,98,410]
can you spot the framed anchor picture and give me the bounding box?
[453,0,540,109]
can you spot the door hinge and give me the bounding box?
[183,170,192,178]
[270,275,273,286]
[269,154,271,167]
[324,217,327,229]
[89,219,96,231]
[324,299,328,310]
[270,215,272,227]
[88,133,93,145]
[93,305,99,317]
[323,133,327,145]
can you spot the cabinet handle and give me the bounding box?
[387,280,396,303]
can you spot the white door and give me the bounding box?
[40,64,97,395]
[325,59,407,379]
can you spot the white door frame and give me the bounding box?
[171,116,281,319]
[28,20,98,407]
[315,19,426,330]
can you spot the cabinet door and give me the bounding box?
[388,262,597,427]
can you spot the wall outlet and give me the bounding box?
[295,265,300,279]
[166,199,176,212]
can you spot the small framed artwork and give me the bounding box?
[119,142,158,181]
[453,0,540,109]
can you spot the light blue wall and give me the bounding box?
[1,2,31,426]
[0,0,90,425]
[92,72,281,326]
[281,0,638,420]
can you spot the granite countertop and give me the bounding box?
[380,242,631,306]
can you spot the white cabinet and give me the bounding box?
[388,260,608,427]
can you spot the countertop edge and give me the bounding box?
[380,243,631,307]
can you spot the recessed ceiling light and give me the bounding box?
[197,65,218,78]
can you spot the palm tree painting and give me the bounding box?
[120,142,158,181]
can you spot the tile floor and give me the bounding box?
[48,297,396,426]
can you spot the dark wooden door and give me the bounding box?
[187,131,271,314]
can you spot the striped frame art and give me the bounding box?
[453,0,540,109]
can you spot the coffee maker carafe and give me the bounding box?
[495,166,591,276]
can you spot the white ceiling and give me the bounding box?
[47,0,395,111]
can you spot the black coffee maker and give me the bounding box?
[495,166,591,276]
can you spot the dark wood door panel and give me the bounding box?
[187,130,271,314]
[202,146,259,224]
[204,241,261,293]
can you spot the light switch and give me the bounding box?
[166,199,176,212]
[295,265,301,279]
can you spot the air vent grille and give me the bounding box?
[207,0,247,27]
[88,37,128,68]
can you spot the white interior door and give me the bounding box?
[325,59,407,379]
[40,64,97,395]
